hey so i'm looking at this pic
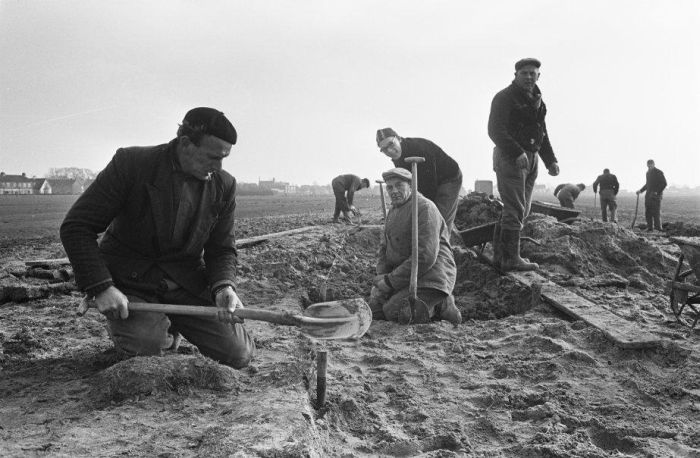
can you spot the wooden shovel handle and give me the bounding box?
[404,157,425,301]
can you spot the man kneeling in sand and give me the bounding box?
[369,168,461,325]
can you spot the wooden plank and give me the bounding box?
[508,270,664,349]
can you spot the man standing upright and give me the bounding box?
[593,168,620,222]
[375,128,463,230]
[60,107,255,369]
[488,58,559,271]
[331,174,370,223]
[636,159,667,232]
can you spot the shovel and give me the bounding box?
[403,156,431,324]
[375,179,387,220]
[78,297,372,340]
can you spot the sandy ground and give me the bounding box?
[1,199,699,457]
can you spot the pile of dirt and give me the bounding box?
[454,193,502,231]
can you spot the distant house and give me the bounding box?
[33,178,51,194]
[258,178,296,194]
[0,172,34,195]
[46,178,85,195]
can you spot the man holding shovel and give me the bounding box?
[488,57,560,271]
[331,174,370,223]
[369,168,461,325]
[60,107,255,369]
[593,168,620,222]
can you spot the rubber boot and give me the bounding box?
[438,294,462,325]
[501,229,538,271]
[491,223,503,269]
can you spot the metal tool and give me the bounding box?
[630,193,640,229]
[78,297,372,340]
[403,156,431,324]
[375,179,387,220]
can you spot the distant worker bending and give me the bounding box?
[369,168,461,325]
[554,183,585,209]
[592,168,619,222]
[331,174,370,223]
[636,159,667,232]
[375,127,463,230]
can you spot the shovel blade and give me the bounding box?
[301,298,372,340]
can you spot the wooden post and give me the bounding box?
[316,350,328,409]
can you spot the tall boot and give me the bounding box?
[491,223,503,269]
[501,229,538,271]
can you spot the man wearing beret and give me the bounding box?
[61,107,255,369]
[376,128,463,230]
[369,167,462,325]
[331,174,370,223]
[488,58,560,271]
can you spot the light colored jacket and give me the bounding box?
[376,192,456,295]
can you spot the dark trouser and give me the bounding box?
[433,173,463,231]
[558,196,575,209]
[599,189,617,222]
[494,147,538,230]
[369,287,446,322]
[645,194,662,230]
[332,183,350,219]
[107,279,255,369]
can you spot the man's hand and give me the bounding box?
[94,285,129,320]
[373,275,393,294]
[547,162,560,176]
[515,153,529,170]
[636,190,642,195]
[215,286,244,324]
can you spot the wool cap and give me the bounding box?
[382,167,412,182]
[182,107,237,145]
[515,58,541,71]
[376,127,399,146]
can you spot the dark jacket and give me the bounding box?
[60,140,238,300]
[392,137,462,202]
[331,174,363,205]
[376,192,456,295]
[488,82,557,167]
[640,168,667,196]
[593,173,619,194]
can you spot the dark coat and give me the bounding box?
[392,137,461,202]
[331,174,363,205]
[640,168,667,196]
[488,82,557,167]
[593,173,619,194]
[60,140,238,300]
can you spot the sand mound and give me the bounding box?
[92,355,242,403]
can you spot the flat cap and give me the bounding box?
[515,58,541,71]
[382,167,412,182]
[376,127,398,147]
[182,107,237,145]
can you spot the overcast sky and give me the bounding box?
[1,0,698,191]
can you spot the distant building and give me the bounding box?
[46,178,85,195]
[33,178,51,194]
[0,172,34,195]
[258,178,296,194]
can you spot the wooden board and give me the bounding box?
[508,270,664,349]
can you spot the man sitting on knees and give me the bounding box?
[369,168,461,325]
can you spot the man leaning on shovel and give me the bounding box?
[60,107,255,369]
[369,168,462,325]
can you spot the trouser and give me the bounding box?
[332,183,350,219]
[493,147,538,230]
[369,287,446,322]
[107,276,255,369]
[433,173,463,231]
[645,194,662,230]
[599,189,617,222]
[558,196,575,209]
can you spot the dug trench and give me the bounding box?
[1,201,700,456]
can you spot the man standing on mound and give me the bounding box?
[331,174,370,223]
[61,107,255,369]
[369,168,461,325]
[636,159,667,232]
[488,57,560,271]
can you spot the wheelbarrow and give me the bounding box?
[668,236,700,329]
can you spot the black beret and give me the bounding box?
[515,58,541,71]
[182,107,237,145]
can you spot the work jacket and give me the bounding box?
[376,192,456,295]
[60,140,238,300]
[640,168,667,196]
[593,173,619,194]
[392,137,462,202]
[554,183,582,202]
[331,174,363,205]
[488,82,557,168]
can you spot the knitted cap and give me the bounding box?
[382,167,412,182]
[376,127,398,146]
[182,107,237,145]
